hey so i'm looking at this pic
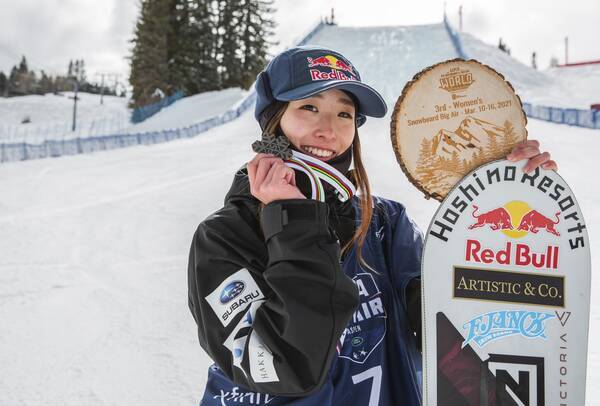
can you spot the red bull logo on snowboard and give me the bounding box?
[468,201,561,238]
[427,165,586,251]
[307,55,357,82]
[465,239,559,270]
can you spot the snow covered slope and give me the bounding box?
[1,22,599,405]
[0,92,130,143]
[308,23,458,107]
[125,87,246,134]
[1,102,598,406]
[0,92,128,126]
[460,32,600,109]
[0,88,247,143]
[545,64,600,108]
[306,23,600,111]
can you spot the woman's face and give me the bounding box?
[280,88,356,162]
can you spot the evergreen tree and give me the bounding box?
[18,56,28,74]
[217,0,276,89]
[39,70,53,94]
[8,66,19,96]
[238,0,276,89]
[416,138,435,182]
[132,0,220,95]
[9,56,36,95]
[54,74,70,93]
[187,0,219,91]
[0,71,6,97]
[472,148,486,168]
[27,70,38,94]
[169,0,219,94]
[449,150,460,174]
[486,133,501,160]
[501,120,519,155]
[76,59,86,83]
[129,0,176,107]
[216,0,244,88]
[168,0,194,92]
[128,0,276,105]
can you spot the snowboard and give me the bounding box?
[421,159,591,405]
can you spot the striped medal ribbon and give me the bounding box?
[285,150,356,202]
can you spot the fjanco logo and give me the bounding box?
[205,269,265,327]
[462,310,555,348]
[220,281,245,304]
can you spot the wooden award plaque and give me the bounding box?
[391,59,528,201]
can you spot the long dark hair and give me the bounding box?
[263,102,374,270]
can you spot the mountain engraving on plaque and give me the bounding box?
[416,117,519,196]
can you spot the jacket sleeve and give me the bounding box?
[188,198,360,396]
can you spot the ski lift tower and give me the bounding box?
[95,72,120,105]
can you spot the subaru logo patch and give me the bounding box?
[220,281,245,304]
[205,268,265,327]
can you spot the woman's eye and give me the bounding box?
[339,111,353,119]
[300,105,317,112]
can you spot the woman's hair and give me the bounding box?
[263,102,374,271]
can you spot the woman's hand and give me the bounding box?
[247,153,305,205]
[506,139,558,174]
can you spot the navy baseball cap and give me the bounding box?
[254,45,387,128]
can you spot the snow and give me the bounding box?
[0,92,130,143]
[308,23,458,107]
[1,22,599,405]
[0,88,246,143]
[460,32,600,109]
[0,92,128,126]
[125,88,246,134]
[545,64,600,109]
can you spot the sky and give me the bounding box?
[0,0,598,85]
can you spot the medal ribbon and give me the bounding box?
[285,150,356,202]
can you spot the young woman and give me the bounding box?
[187,45,557,405]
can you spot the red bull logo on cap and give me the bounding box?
[468,201,561,238]
[307,55,357,82]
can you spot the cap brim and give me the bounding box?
[276,80,387,118]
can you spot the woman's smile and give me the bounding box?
[301,145,336,160]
